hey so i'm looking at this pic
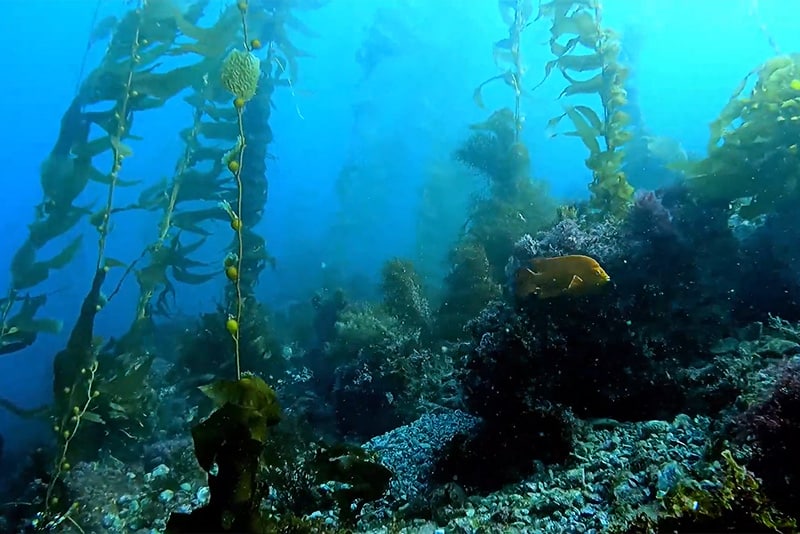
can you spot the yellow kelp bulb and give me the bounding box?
[237,1,248,11]
[791,79,800,91]
[234,97,245,109]
[226,319,239,336]
[225,265,239,281]
[228,160,240,173]
[251,39,262,50]
[231,218,242,231]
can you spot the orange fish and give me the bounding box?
[515,254,611,299]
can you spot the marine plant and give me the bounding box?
[682,54,800,219]
[471,0,532,138]
[380,258,431,334]
[163,1,340,531]
[37,1,234,524]
[442,109,552,335]
[634,449,796,532]
[434,1,554,341]
[537,0,635,218]
[735,356,800,513]
[0,0,326,530]
[434,241,501,341]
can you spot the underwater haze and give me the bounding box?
[2,0,800,531]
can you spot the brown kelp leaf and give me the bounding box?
[549,35,580,57]
[176,171,230,203]
[537,0,596,21]
[186,146,227,164]
[492,38,516,68]
[585,147,624,173]
[40,155,90,207]
[81,411,106,424]
[97,352,155,402]
[472,86,486,108]
[171,207,227,234]
[573,105,602,131]
[28,204,91,248]
[170,267,216,285]
[173,236,206,258]
[472,73,511,108]
[563,105,601,154]
[0,293,61,355]
[73,136,114,159]
[197,375,281,443]
[556,52,604,72]
[559,71,604,97]
[201,104,237,123]
[11,236,82,290]
[0,329,37,356]
[89,15,118,45]
[286,13,321,38]
[536,52,601,89]
[128,95,167,112]
[47,235,83,270]
[545,112,567,137]
[109,135,133,159]
[199,376,280,414]
[104,257,128,269]
[136,263,169,293]
[132,64,206,102]
[84,109,122,136]
[198,121,240,141]
[136,177,169,211]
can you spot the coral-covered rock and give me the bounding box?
[736,357,800,512]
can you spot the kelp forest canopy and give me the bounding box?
[1,0,319,358]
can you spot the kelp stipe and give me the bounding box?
[537,0,634,219]
[435,0,554,341]
[166,1,324,531]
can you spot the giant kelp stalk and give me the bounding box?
[218,2,264,380]
[436,0,553,340]
[167,1,327,531]
[221,2,299,378]
[24,0,261,528]
[124,72,219,329]
[32,0,212,527]
[473,0,532,140]
[537,0,634,218]
[1,0,317,529]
